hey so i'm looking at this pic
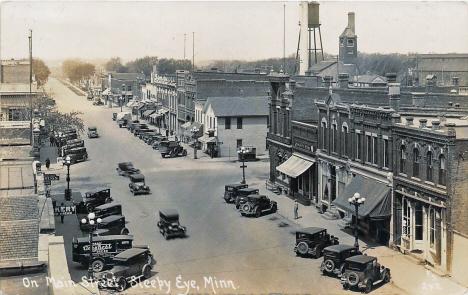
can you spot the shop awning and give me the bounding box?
[276,154,315,178]
[198,135,217,143]
[159,109,169,115]
[127,101,139,107]
[102,88,111,95]
[332,175,391,220]
[149,113,160,119]
[143,110,155,117]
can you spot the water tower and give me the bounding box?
[298,2,324,75]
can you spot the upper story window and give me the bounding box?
[383,139,389,168]
[356,132,361,160]
[321,121,327,150]
[439,154,446,186]
[347,39,354,47]
[400,145,406,173]
[413,148,420,178]
[342,125,348,156]
[127,85,131,91]
[372,136,378,165]
[340,38,344,47]
[427,151,433,182]
[225,117,231,129]
[332,123,337,153]
[366,135,372,163]
[237,117,243,129]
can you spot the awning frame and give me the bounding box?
[276,153,315,178]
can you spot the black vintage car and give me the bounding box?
[157,209,187,240]
[235,188,260,209]
[129,174,150,196]
[137,128,157,139]
[159,141,187,158]
[294,227,339,259]
[64,147,88,164]
[98,248,155,292]
[222,183,248,203]
[150,136,168,149]
[133,124,149,136]
[238,194,277,218]
[340,255,391,293]
[129,122,146,133]
[87,126,99,138]
[78,187,113,213]
[142,132,161,144]
[93,215,129,236]
[126,120,140,131]
[117,162,140,177]
[93,99,104,106]
[80,203,123,230]
[320,245,362,277]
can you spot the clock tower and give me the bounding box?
[339,12,357,65]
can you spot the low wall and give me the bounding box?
[48,236,75,295]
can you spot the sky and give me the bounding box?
[1,1,467,64]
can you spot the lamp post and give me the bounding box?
[191,126,199,159]
[122,83,126,104]
[237,146,247,184]
[119,96,124,112]
[81,213,102,281]
[64,155,72,200]
[348,192,365,249]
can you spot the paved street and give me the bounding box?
[44,77,406,294]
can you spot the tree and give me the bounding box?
[62,59,95,85]
[157,58,192,75]
[127,56,158,76]
[106,57,128,73]
[33,58,51,86]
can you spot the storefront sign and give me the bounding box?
[54,205,76,216]
[294,139,315,153]
[44,174,60,181]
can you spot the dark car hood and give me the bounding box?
[107,265,128,276]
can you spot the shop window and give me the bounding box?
[415,203,423,240]
[413,148,420,177]
[400,145,406,173]
[430,208,436,249]
[225,118,231,129]
[403,199,411,237]
[427,151,433,181]
[439,155,446,186]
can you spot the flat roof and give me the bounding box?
[398,116,468,139]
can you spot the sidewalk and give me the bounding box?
[246,172,467,295]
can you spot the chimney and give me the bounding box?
[338,73,349,88]
[348,12,355,33]
[406,116,414,126]
[419,119,428,128]
[455,103,460,108]
[386,73,397,83]
[391,113,401,124]
[432,121,440,130]
[323,76,333,88]
[445,123,457,137]
[388,83,401,112]
[448,101,453,107]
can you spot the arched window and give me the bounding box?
[332,123,337,153]
[400,145,406,173]
[439,155,446,186]
[321,121,327,149]
[413,148,420,177]
[342,124,348,156]
[427,151,433,181]
[430,208,436,249]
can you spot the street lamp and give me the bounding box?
[122,83,127,105]
[119,96,124,112]
[348,192,365,249]
[191,126,199,159]
[237,146,247,184]
[81,213,102,281]
[64,155,72,200]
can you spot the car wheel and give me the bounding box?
[86,204,94,213]
[91,259,105,272]
[255,208,261,218]
[342,283,349,290]
[241,213,246,216]
[383,270,391,283]
[133,191,136,196]
[314,245,321,259]
[364,279,373,294]
[161,154,165,158]
[105,198,112,204]
[142,265,152,279]
[84,155,88,161]
[324,259,335,272]
[164,231,168,240]
[117,278,127,292]
[121,228,129,235]
[347,272,359,286]
[271,204,277,213]
[296,242,309,255]
[182,150,187,156]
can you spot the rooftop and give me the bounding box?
[397,116,468,139]
[203,96,269,117]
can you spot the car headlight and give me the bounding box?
[168,226,173,230]
[243,204,250,211]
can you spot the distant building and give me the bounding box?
[1,59,31,84]
[416,54,468,86]
[351,74,388,88]
[339,12,358,65]
[103,72,145,106]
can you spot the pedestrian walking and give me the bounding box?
[165,129,169,137]
[294,200,299,220]
[175,136,178,142]
[60,203,65,224]
[50,135,55,147]
[45,158,50,170]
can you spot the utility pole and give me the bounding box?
[29,29,33,145]
[283,5,286,72]
[192,32,195,72]
[184,34,186,70]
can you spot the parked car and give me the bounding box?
[98,248,155,292]
[159,141,187,158]
[87,95,94,101]
[157,209,187,240]
[64,147,88,164]
[93,215,129,236]
[340,255,391,293]
[126,120,140,131]
[129,174,150,196]
[112,113,118,121]
[133,125,150,137]
[320,245,362,277]
[117,162,140,177]
[77,187,113,213]
[238,194,277,218]
[294,227,339,259]
[142,132,161,144]
[137,128,156,139]
[116,112,132,128]
[93,99,104,106]
[235,188,260,209]
[61,139,85,156]
[87,126,99,138]
[80,203,123,230]
[150,136,168,149]
[222,183,248,203]
[72,235,141,272]
[129,122,146,133]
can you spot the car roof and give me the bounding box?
[114,248,147,259]
[88,126,97,129]
[118,162,133,166]
[296,227,327,235]
[95,203,121,210]
[324,245,356,252]
[345,255,376,264]
[101,215,124,223]
[85,187,110,194]
[71,147,86,151]
[160,209,179,218]
[226,183,248,188]
[238,188,258,192]
[76,235,133,243]
[245,194,266,199]
[130,174,145,181]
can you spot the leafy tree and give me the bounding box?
[62,59,95,85]
[106,57,128,73]
[127,56,158,76]
[157,58,192,75]
[32,58,51,86]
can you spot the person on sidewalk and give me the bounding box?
[50,135,55,147]
[294,200,299,219]
[165,129,169,137]
[60,203,65,224]
[45,158,51,170]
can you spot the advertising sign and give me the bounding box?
[54,205,76,216]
